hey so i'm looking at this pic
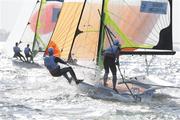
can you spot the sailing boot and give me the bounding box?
[103,73,108,86]
[75,79,84,84]
[112,75,118,93]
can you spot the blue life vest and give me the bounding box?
[104,45,118,55]
[13,46,20,54]
[24,47,30,55]
[44,56,59,71]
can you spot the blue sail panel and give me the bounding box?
[140,1,167,14]
[52,8,60,22]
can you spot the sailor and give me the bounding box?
[44,47,83,84]
[103,40,121,93]
[13,42,26,62]
[24,44,33,63]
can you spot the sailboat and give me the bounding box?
[45,0,175,102]
[5,0,64,63]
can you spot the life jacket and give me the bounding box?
[24,47,30,55]
[44,56,59,71]
[13,46,20,54]
[104,45,119,57]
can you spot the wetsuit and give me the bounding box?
[13,46,26,62]
[44,55,79,84]
[103,45,120,90]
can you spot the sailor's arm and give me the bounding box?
[54,57,67,64]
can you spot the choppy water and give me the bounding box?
[0,48,180,120]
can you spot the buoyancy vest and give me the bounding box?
[24,47,30,55]
[104,45,119,57]
[13,46,20,54]
[44,56,59,71]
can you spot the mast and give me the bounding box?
[32,0,43,57]
[68,0,87,60]
[96,0,105,65]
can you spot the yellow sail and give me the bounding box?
[47,0,102,61]
[47,2,84,59]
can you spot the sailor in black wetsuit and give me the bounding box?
[44,47,82,84]
[103,40,121,93]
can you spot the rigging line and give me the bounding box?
[144,55,156,76]
[45,1,64,56]
[121,0,160,40]
[70,63,98,70]
[19,0,40,43]
[105,26,138,101]
[68,0,87,60]
[117,65,138,101]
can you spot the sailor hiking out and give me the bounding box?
[24,44,33,63]
[44,47,83,84]
[13,42,26,62]
[103,40,121,93]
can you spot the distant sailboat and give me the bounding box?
[5,0,64,60]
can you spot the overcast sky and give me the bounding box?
[0,0,36,32]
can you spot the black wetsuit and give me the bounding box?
[44,56,79,83]
[103,53,117,76]
[103,45,120,90]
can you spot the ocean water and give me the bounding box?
[0,46,180,120]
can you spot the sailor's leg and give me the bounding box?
[112,75,117,90]
[63,73,72,84]
[103,73,108,86]
[103,56,109,86]
[25,55,29,62]
[60,67,81,84]
[17,54,24,62]
[110,63,117,91]
[30,55,34,63]
[19,53,26,61]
